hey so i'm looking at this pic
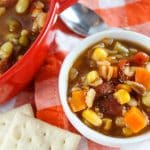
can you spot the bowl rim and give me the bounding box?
[59,29,150,147]
[0,0,57,81]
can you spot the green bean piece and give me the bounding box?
[15,0,30,14]
[114,41,129,54]
[0,42,13,60]
[129,48,138,55]
[19,35,29,47]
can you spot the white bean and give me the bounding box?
[85,88,96,108]
[16,0,30,14]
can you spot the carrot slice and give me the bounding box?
[69,90,87,112]
[135,68,150,90]
[124,107,147,133]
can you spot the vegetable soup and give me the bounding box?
[0,0,48,74]
[68,38,150,137]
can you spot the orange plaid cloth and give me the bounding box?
[13,0,150,149]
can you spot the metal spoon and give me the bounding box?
[60,3,108,37]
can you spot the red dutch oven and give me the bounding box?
[0,0,76,104]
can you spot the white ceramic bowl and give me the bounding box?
[59,30,150,148]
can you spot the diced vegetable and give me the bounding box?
[89,78,103,87]
[71,86,81,92]
[114,89,130,105]
[102,38,114,47]
[114,42,129,54]
[21,29,29,36]
[115,117,125,127]
[129,52,149,66]
[35,12,47,30]
[124,107,147,133]
[69,68,78,80]
[135,68,150,90]
[15,0,30,14]
[122,127,133,136]
[19,35,29,47]
[128,98,138,107]
[129,48,138,54]
[34,1,44,9]
[142,94,150,107]
[117,84,132,92]
[83,118,93,128]
[92,47,108,61]
[97,112,104,118]
[124,66,135,77]
[82,109,102,127]
[0,42,13,60]
[69,90,87,112]
[97,60,110,66]
[102,118,112,130]
[85,88,96,108]
[146,62,150,72]
[86,71,99,84]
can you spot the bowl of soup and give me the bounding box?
[59,29,150,147]
[0,0,76,103]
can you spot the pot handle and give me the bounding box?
[58,0,77,13]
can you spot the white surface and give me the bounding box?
[59,29,150,148]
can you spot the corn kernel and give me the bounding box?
[89,78,103,87]
[92,48,108,61]
[86,71,99,84]
[114,89,130,105]
[117,84,132,92]
[102,118,112,130]
[82,109,102,126]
